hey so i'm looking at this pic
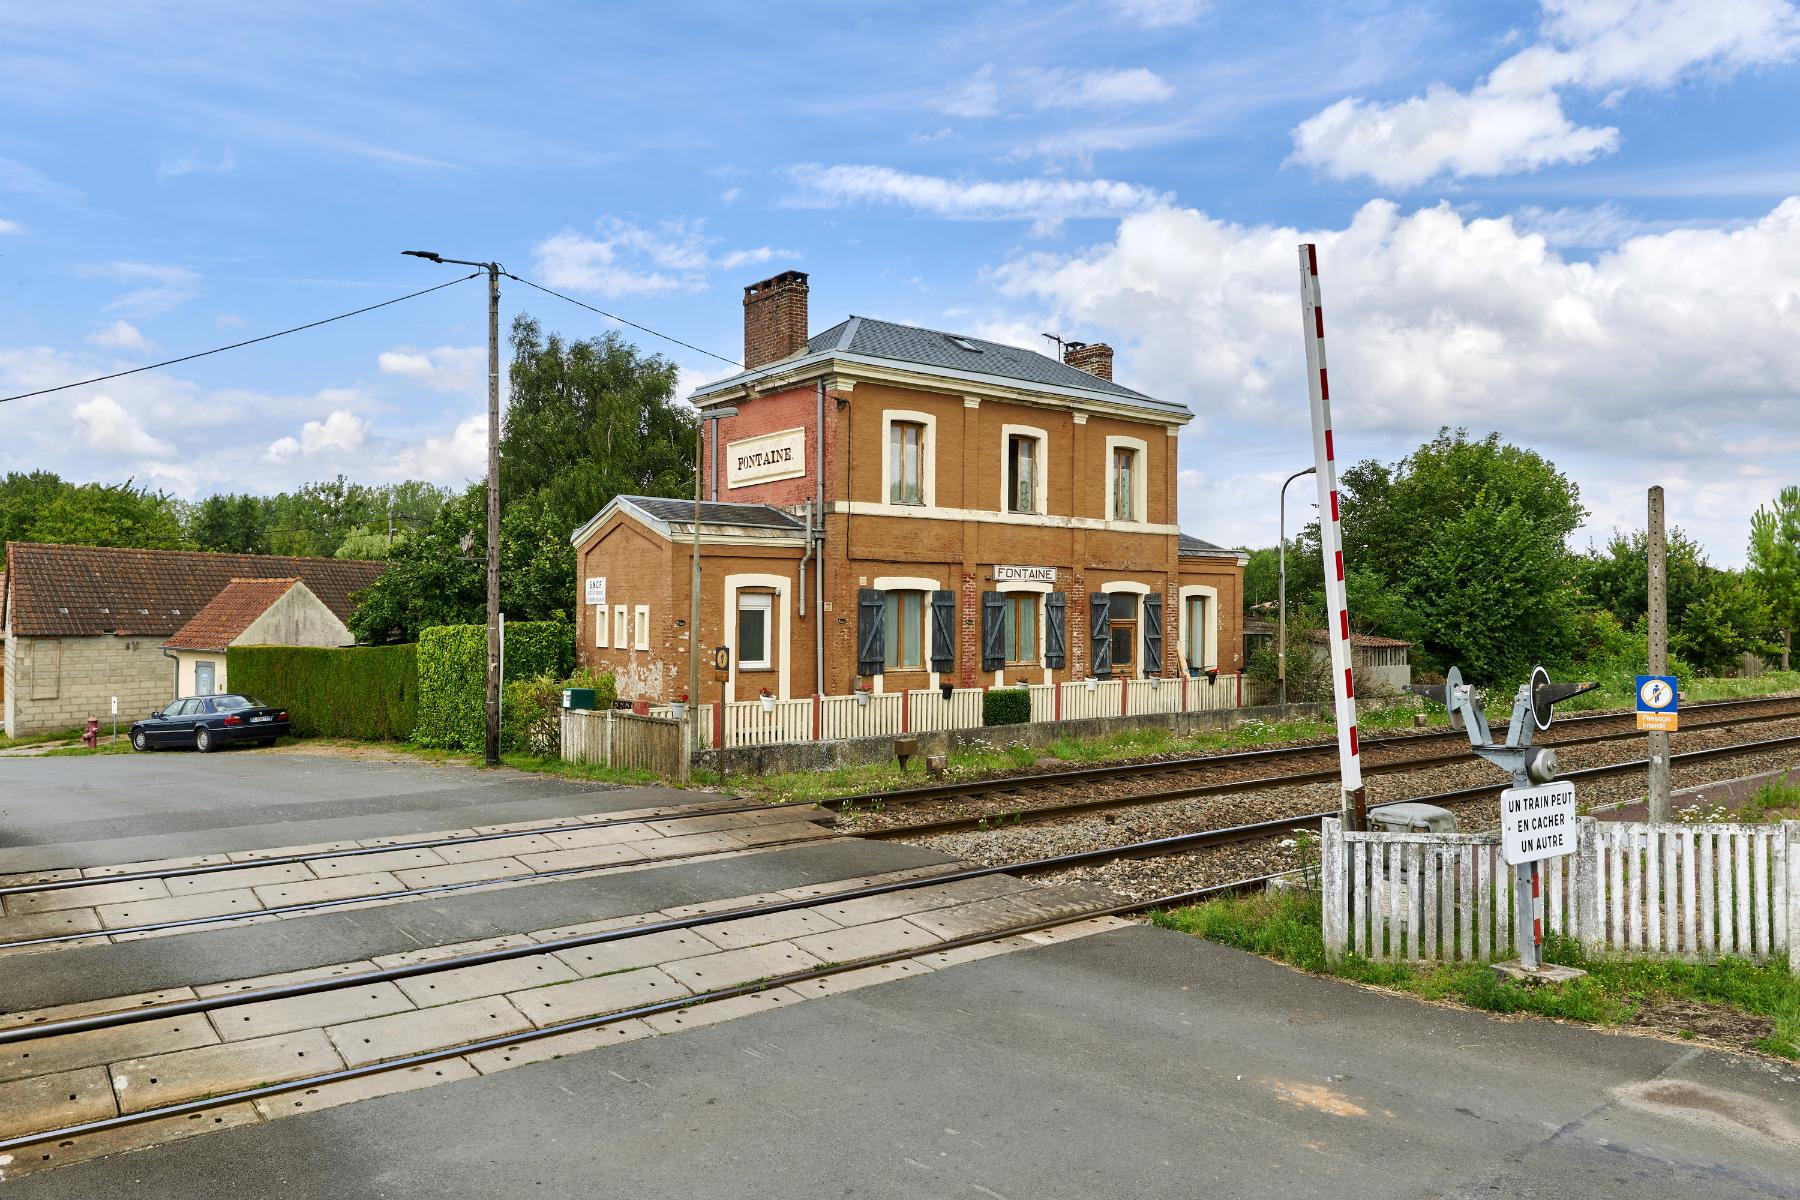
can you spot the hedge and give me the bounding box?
[501,668,617,757]
[415,620,577,751]
[982,687,1031,726]
[225,644,418,741]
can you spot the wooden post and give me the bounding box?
[1648,485,1672,821]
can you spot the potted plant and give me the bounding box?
[758,687,776,713]
[1085,676,1098,692]
[939,681,954,700]
[854,681,873,707]
[669,693,688,722]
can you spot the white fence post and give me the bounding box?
[1785,820,1799,974]
[1320,817,1345,961]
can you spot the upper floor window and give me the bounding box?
[1112,447,1137,521]
[889,421,925,505]
[1006,434,1039,514]
[883,591,926,670]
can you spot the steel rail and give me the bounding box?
[0,796,792,898]
[815,692,1800,811]
[0,869,1278,1157]
[847,714,1800,838]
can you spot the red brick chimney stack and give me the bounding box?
[742,271,810,368]
[1062,341,1114,381]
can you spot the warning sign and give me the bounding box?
[1500,781,1577,866]
[1635,674,1677,731]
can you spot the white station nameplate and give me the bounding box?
[726,427,807,488]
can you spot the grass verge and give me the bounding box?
[39,738,134,757]
[0,727,84,750]
[1152,888,1800,1059]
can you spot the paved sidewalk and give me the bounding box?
[8,926,1794,1198]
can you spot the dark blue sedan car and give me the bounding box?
[130,694,291,753]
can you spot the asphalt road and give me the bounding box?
[9,926,1795,1198]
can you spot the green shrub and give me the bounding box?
[982,687,1031,726]
[226,644,418,740]
[502,677,563,756]
[414,620,578,751]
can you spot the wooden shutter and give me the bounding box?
[856,589,885,677]
[1089,593,1111,678]
[1144,594,1163,675]
[981,592,1005,672]
[1044,592,1067,669]
[930,590,956,673]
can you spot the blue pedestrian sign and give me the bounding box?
[1636,674,1677,731]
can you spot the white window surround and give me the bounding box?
[992,581,1052,687]
[870,576,941,690]
[612,605,627,651]
[998,423,1049,515]
[1178,584,1220,672]
[880,409,937,509]
[1098,580,1152,679]
[724,574,790,701]
[594,605,609,648]
[1104,434,1149,528]
[633,604,650,652]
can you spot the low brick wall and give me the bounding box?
[696,701,1332,777]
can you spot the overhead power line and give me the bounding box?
[0,271,482,406]
[504,273,745,370]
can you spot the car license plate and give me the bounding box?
[251,716,273,723]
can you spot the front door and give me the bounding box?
[194,661,216,696]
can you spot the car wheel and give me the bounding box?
[195,727,214,754]
[131,729,151,752]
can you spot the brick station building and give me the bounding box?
[571,271,1245,706]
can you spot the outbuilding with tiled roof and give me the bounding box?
[2,543,384,735]
[161,577,353,698]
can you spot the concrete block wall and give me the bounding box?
[4,634,176,735]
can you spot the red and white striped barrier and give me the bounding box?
[1298,244,1364,816]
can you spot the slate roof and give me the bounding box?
[623,496,805,531]
[1305,629,1414,650]
[1178,534,1231,557]
[3,543,387,638]
[692,315,1189,420]
[163,578,303,652]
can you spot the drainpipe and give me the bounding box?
[799,503,810,618]
[814,379,826,699]
[160,647,180,698]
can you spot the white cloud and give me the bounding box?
[214,313,246,329]
[937,63,1000,118]
[71,394,174,458]
[1292,0,1800,186]
[86,320,151,351]
[1510,202,1741,246]
[266,409,368,461]
[1019,67,1174,109]
[0,218,19,235]
[993,195,1800,561]
[82,261,201,318]
[378,344,485,392]
[532,217,792,296]
[0,155,79,202]
[788,164,1172,231]
[158,150,236,178]
[390,411,488,482]
[1108,0,1209,28]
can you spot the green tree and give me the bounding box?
[1748,486,1800,670]
[21,479,188,553]
[1577,528,1712,632]
[188,493,275,554]
[1672,571,1774,674]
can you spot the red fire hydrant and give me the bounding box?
[83,717,99,748]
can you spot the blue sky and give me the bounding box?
[2,0,1798,565]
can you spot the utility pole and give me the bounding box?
[1278,466,1316,709]
[1647,485,1671,821]
[403,250,503,767]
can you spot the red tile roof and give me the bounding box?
[2,543,386,638]
[163,577,305,652]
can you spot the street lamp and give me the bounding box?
[688,406,739,760]
[405,250,503,767]
[1278,466,1317,709]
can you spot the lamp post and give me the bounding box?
[404,250,502,767]
[1278,466,1316,709]
[688,406,739,761]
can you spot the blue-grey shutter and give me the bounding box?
[981,592,1005,672]
[1144,593,1163,675]
[1044,592,1067,669]
[1089,593,1111,678]
[930,590,956,673]
[857,589,884,676]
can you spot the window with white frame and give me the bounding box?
[612,605,626,649]
[594,605,609,648]
[1003,593,1038,666]
[882,591,926,671]
[737,593,772,669]
[1112,446,1137,521]
[1185,595,1208,669]
[1006,433,1039,513]
[633,605,650,651]
[889,420,925,505]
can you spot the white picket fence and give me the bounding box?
[1321,816,1799,969]
[646,672,1252,752]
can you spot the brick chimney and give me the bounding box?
[1063,341,1114,381]
[742,271,810,368]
